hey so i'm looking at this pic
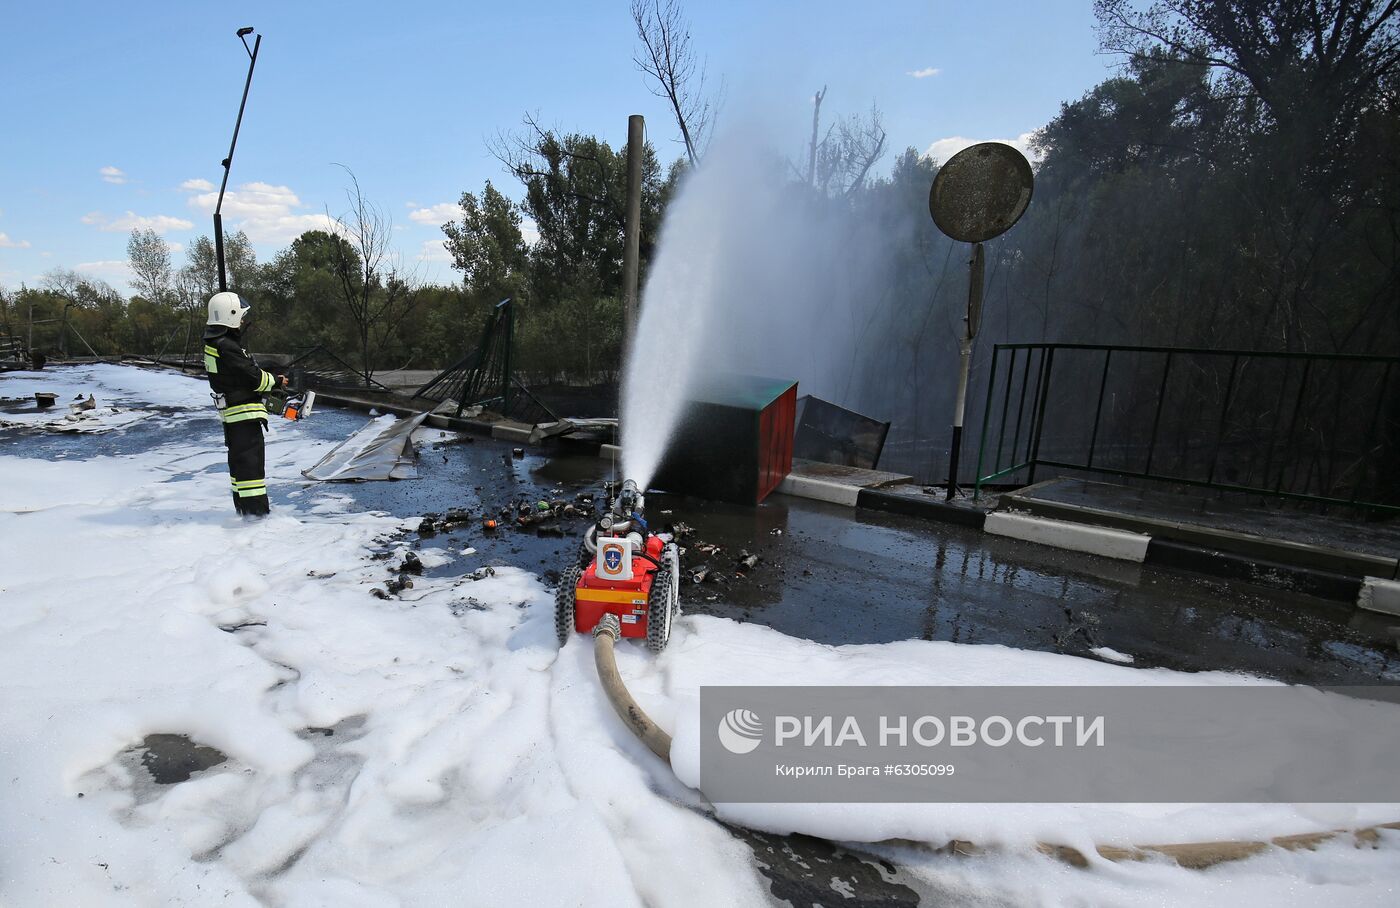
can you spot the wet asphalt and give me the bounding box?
[9,400,1400,907]
[321,414,1400,689]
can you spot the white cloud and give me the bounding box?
[923,132,1039,164]
[187,182,300,220]
[81,211,194,234]
[100,166,128,185]
[179,178,215,192]
[75,260,134,283]
[907,67,941,79]
[243,213,344,244]
[0,232,31,249]
[416,239,452,264]
[407,202,458,226]
[520,217,540,247]
[185,181,340,244]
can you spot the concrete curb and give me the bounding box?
[1359,577,1400,617]
[776,474,862,507]
[986,511,1152,562]
[490,423,533,443]
[823,481,1372,601]
[1146,539,1363,603]
[855,488,988,529]
[999,488,1394,579]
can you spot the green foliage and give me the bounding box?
[253,230,360,354]
[1004,6,1400,354]
[443,181,528,305]
[437,127,679,380]
[514,294,624,383]
[184,231,258,301]
[126,229,174,308]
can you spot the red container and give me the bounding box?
[757,383,797,501]
[652,375,798,504]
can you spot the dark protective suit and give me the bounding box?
[203,325,279,516]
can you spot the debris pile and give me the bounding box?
[1,389,153,434]
[369,549,429,599]
[417,508,477,537]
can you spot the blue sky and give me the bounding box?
[0,1,1113,291]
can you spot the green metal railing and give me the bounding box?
[973,343,1400,513]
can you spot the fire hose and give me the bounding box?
[586,618,1400,869]
[593,614,671,760]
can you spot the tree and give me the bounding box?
[183,231,257,302]
[0,285,14,341]
[443,181,529,303]
[41,269,126,355]
[491,120,670,305]
[127,229,173,308]
[1095,1,1400,166]
[631,0,716,165]
[327,168,423,385]
[1077,1,1400,353]
[804,98,888,197]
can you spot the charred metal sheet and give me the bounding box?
[792,395,890,470]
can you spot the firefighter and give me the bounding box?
[202,291,286,517]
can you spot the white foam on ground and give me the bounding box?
[3,364,1397,906]
[658,620,1398,850]
[1,362,210,410]
[1092,645,1136,664]
[0,363,209,434]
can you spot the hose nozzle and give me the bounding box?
[614,479,644,517]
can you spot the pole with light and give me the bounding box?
[213,27,261,293]
[928,143,1033,500]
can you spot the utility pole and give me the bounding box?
[621,115,645,352]
[214,28,262,293]
[947,243,984,500]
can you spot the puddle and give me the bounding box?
[136,733,228,784]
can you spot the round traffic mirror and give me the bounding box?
[929,142,1034,243]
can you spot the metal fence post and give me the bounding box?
[1349,362,1393,504]
[973,345,1000,500]
[1027,346,1055,485]
[1206,354,1241,486]
[1274,359,1312,493]
[1009,348,1033,473]
[1143,351,1173,476]
[1086,348,1112,469]
[994,346,1017,473]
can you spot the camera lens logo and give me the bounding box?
[717,708,764,754]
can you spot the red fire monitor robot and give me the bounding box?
[556,480,680,652]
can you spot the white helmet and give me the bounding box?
[206,291,251,328]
